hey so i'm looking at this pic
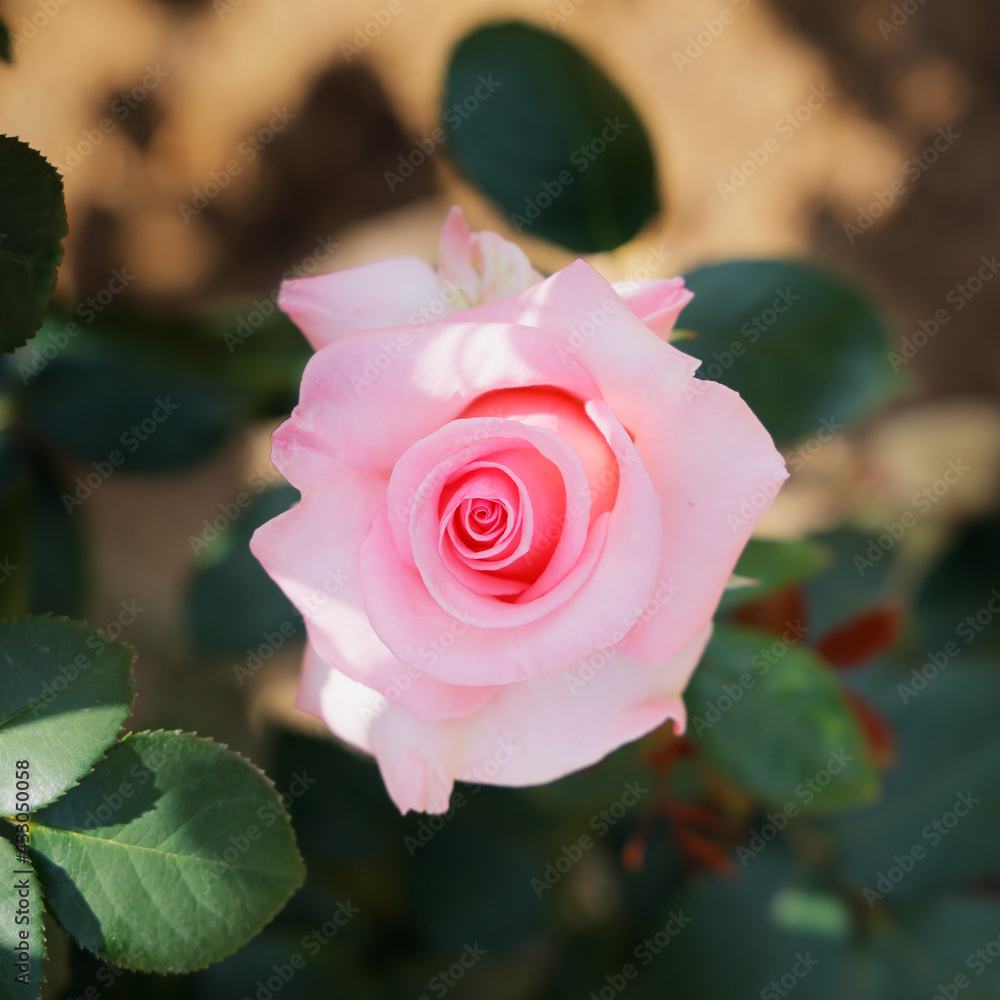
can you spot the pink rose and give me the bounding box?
[251,207,787,814]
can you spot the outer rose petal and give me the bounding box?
[277,256,445,351]
[298,625,711,814]
[620,378,789,662]
[438,205,543,308]
[613,277,694,340]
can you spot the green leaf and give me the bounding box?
[0,137,68,353]
[720,538,829,611]
[685,625,878,813]
[30,731,305,973]
[0,618,134,814]
[0,836,46,999]
[827,663,1000,899]
[679,260,898,443]
[442,21,660,253]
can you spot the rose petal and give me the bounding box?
[299,625,711,814]
[613,276,694,340]
[620,377,789,662]
[438,205,543,308]
[278,256,446,351]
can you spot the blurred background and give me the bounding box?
[2,0,1000,996]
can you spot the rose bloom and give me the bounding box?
[251,207,787,814]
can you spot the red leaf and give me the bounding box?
[818,604,902,668]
